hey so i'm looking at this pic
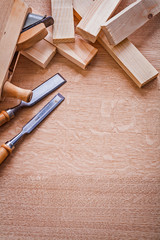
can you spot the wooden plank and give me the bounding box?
[102,0,160,46]
[73,0,94,20]
[51,0,75,43]
[45,31,98,69]
[98,32,159,87]
[76,0,122,43]
[0,0,14,40]
[74,0,159,87]
[21,39,57,68]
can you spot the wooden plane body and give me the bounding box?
[0,0,49,102]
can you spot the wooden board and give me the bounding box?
[0,1,160,239]
[51,0,75,43]
[98,32,159,87]
[0,0,30,100]
[76,0,122,43]
[45,31,98,69]
[0,0,14,40]
[102,0,160,45]
[73,0,94,20]
[21,39,57,68]
[74,0,159,87]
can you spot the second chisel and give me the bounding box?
[0,93,65,164]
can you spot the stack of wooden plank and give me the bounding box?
[22,0,159,88]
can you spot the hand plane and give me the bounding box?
[17,13,54,51]
[0,0,54,103]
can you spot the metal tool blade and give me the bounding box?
[22,13,54,33]
[7,94,65,148]
[2,74,66,126]
[22,13,45,31]
[21,73,66,107]
[23,93,64,134]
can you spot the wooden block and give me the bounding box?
[45,31,98,69]
[102,0,160,46]
[0,0,30,100]
[21,39,57,68]
[76,0,122,43]
[51,0,75,43]
[73,0,94,20]
[73,0,159,87]
[98,32,159,87]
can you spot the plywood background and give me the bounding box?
[0,0,160,239]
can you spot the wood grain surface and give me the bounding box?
[21,39,57,68]
[0,0,14,40]
[51,0,75,43]
[0,0,160,239]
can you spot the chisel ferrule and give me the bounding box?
[6,109,15,120]
[4,141,15,151]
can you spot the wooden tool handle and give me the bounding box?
[0,144,13,164]
[0,111,11,127]
[2,82,33,102]
[17,23,48,51]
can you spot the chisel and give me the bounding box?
[0,93,65,164]
[0,73,66,127]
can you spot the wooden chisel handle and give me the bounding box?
[0,111,11,127]
[2,82,33,102]
[0,144,13,164]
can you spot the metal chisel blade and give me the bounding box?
[20,73,66,107]
[22,93,64,134]
[23,13,45,30]
[22,13,54,33]
[4,94,65,151]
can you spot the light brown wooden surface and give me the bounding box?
[51,0,75,43]
[0,0,160,239]
[102,0,160,45]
